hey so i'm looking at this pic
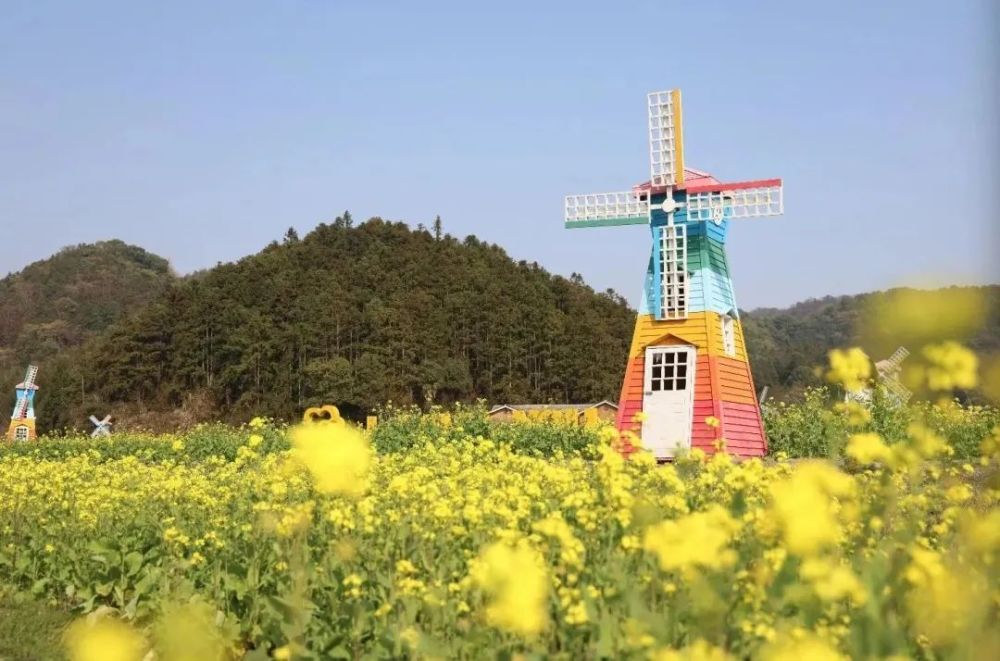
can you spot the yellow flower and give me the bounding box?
[290,422,372,498]
[153,600,231,661]
[799,557,867,604]
[834,400,871,427]
[704,416,720,428]
[64,616,147,661]
[961,509,1000,554]
[759,634,845,661]
[768,461,854,556]
[845,433,891,465]
[904,549,988,648]
[643,506,738,574]
[826,348,871,393]
[921,341,978,391]
[470,540,549,637]
[653,639,732,660]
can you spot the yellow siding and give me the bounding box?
[627,313,749,362]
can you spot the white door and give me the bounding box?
[642,346,695,458]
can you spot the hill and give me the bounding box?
[0,241,174,394]
[37,217,634,428]
[7,228,997,431]
[742,285,1000,400]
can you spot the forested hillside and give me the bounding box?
[743,285,1000,399]
[37,217,635,428]
[0,241,174,396]
[5,225,997,431]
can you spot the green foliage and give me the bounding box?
[0,588,73,660]
[743,285,1000,402]
[33,219,633,430]
[763,387,1000,459]
[370,403,603,458]
[0,240,175,429]
[0,411,604,464]
[0,424,288,464]
[761,389,848,459]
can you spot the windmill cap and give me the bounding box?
[632,168,722,194]
[15,382,39,390]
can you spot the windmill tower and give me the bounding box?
[565,89,784,459]
[6,365,39,442]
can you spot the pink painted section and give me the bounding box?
[683,177,782,194]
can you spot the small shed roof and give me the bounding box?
[488,401,618,413]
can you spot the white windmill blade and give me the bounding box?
[23,365,38,389]
[647,89,685,189]
[883,347,910,370]
[685,179,783,223]
[882,376,913,403]
[564,191,650,228]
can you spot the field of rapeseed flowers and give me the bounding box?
[1,347,999,659]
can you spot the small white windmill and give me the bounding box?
[847,347,912,405]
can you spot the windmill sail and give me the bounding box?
[686,179,783,223]
[565,191,649,228]
[648,90,684,189]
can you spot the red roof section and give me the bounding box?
[632,168,721,195]
[632,169,781,195]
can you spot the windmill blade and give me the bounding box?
[882,377,912,403]
[883,347,910,370]
[565,191,650,228]
[685,179,783,223]
[648,90,685,189]
[22,365,38,389]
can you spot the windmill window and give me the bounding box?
[721,315,736,356]
[648,348,690,392]
[658,223,688,319]
[14,425,29,441]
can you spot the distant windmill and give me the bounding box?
[90,415,112,438]
[564,88,784,460]
[847,347,912,405]
[6,365,39,442]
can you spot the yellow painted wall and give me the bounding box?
[627,312,749,362]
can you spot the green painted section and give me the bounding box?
[565,217,649,229]
[685,233,731,278]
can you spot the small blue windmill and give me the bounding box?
[6,365,38,442]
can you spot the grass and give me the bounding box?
[0,590,71,661]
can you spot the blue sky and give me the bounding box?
[1,0,996,308]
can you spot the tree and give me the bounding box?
[283,227,299,243]
[433,215,443,241]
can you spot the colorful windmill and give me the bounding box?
[565,89,784,459]
[6,365,39,442]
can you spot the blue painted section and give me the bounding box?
[636,188,744,319]
[685,217,729,242]
[11,387,36,419]
[639,256,655,316]
[688,267,738,316]
[650,224,663,318]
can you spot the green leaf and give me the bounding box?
[124,551,143,576]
